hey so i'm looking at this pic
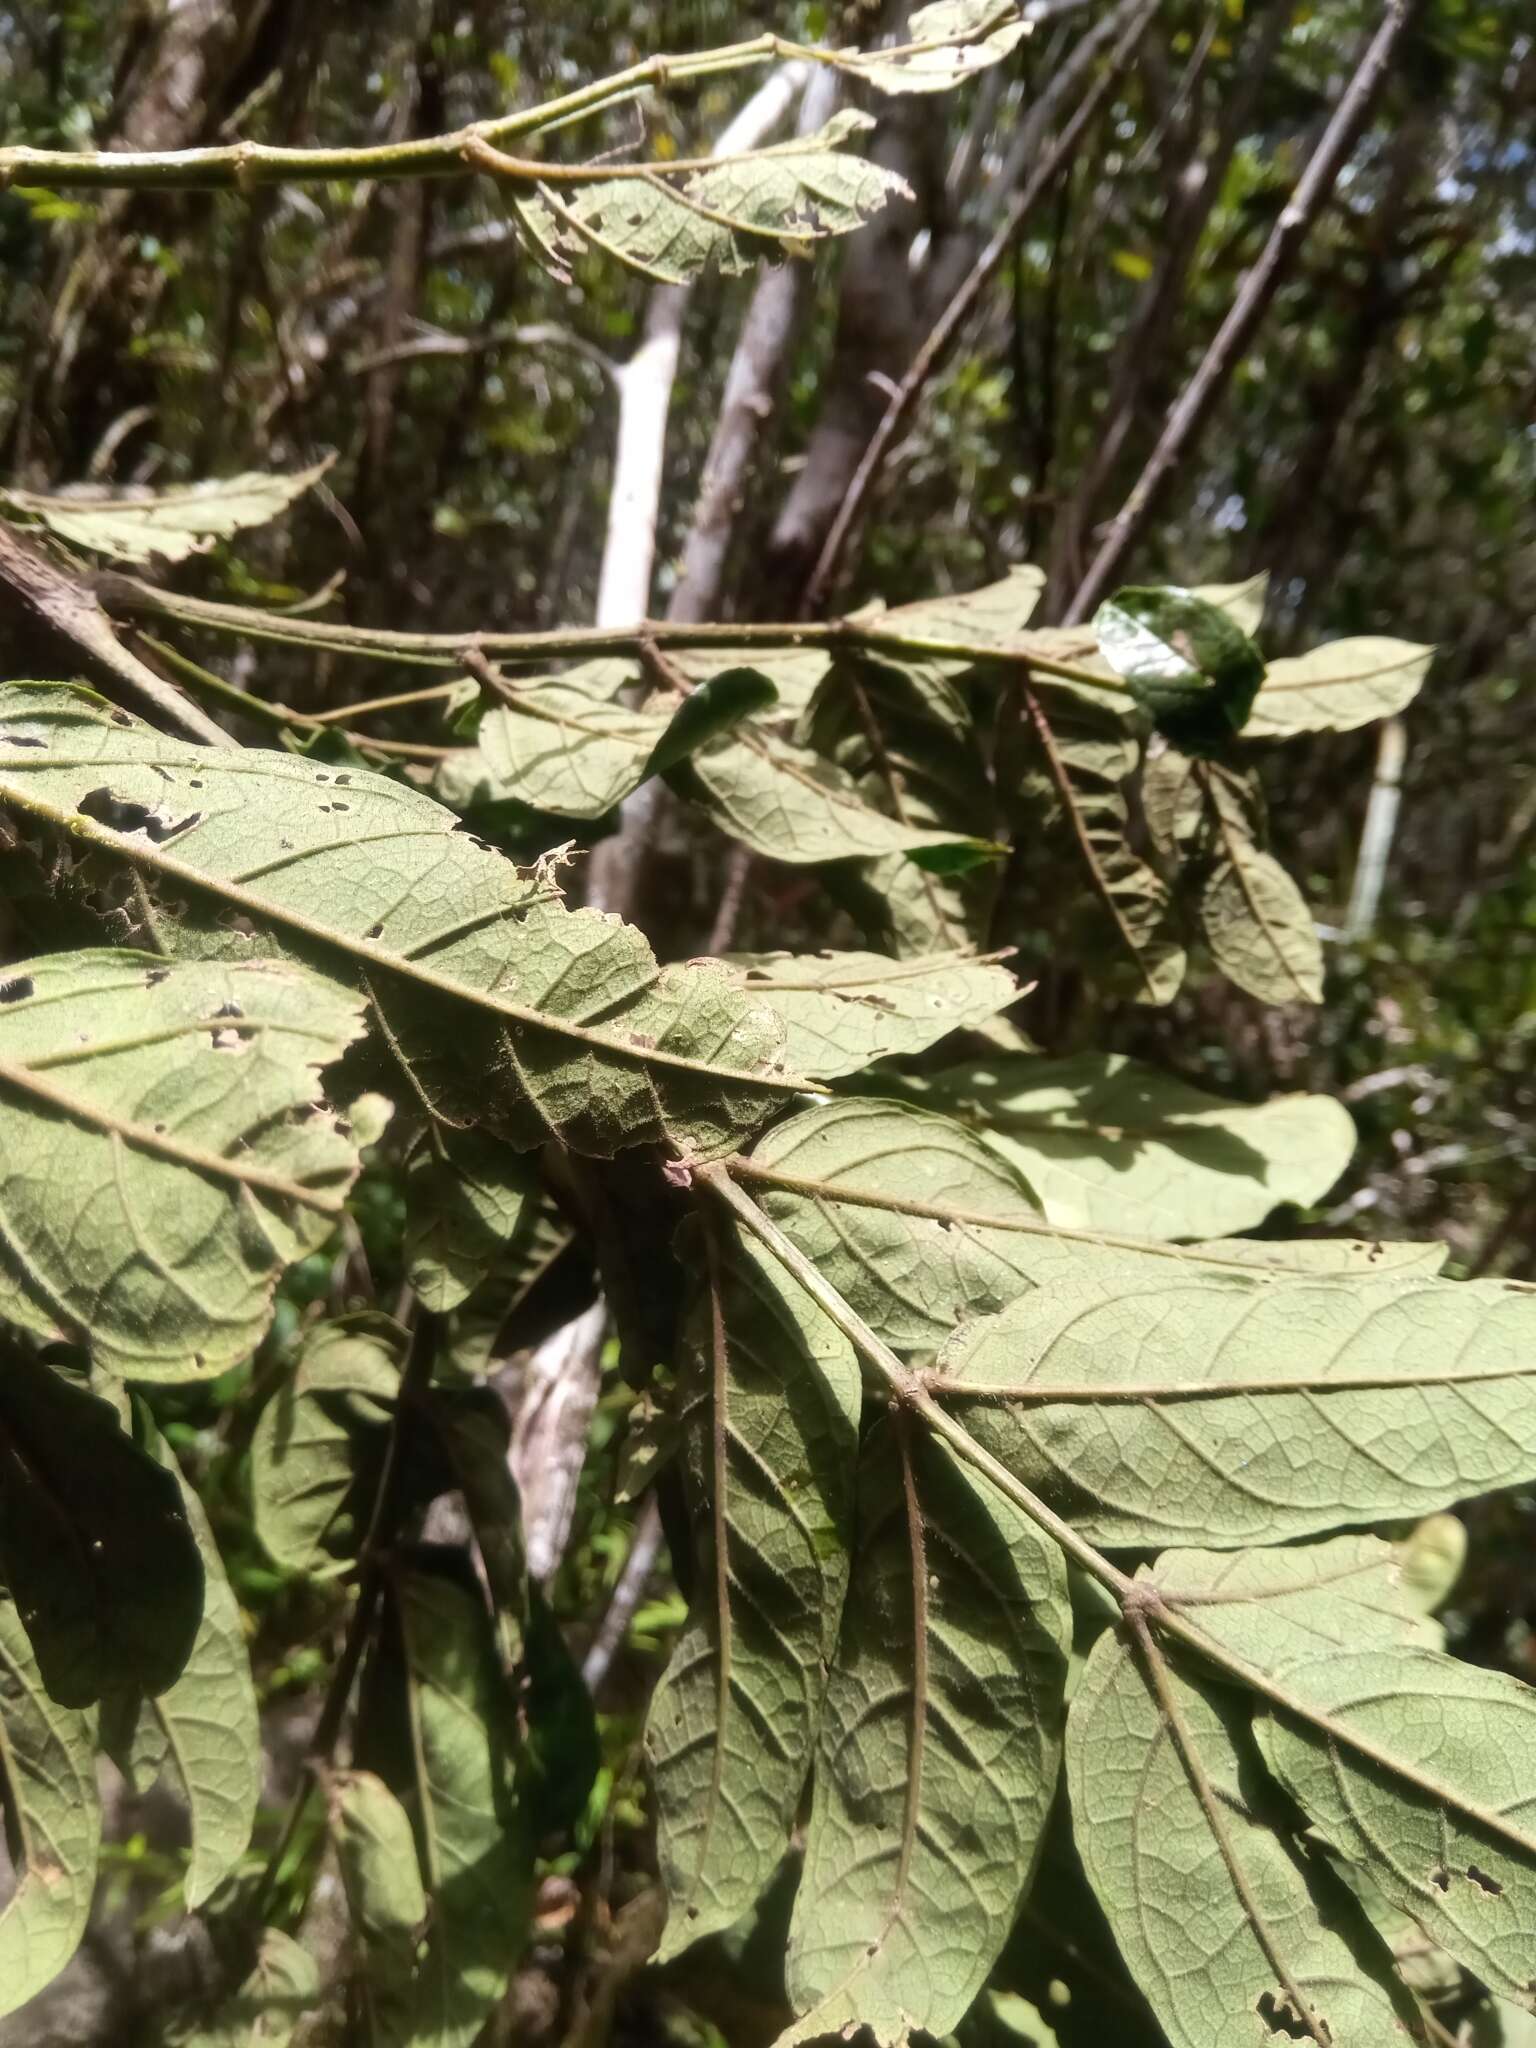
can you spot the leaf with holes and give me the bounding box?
[648,1222,860,1960]
[778,1419,1069,2044]
[1068,1620,1409,2048]
[1245,638,1433,738]
[0,684,797,1158]
[933,1262,1536,1546]
[723,950,1019,1081]
[0,1594,101,2019]
[2,459,331,565]
[902,1053,1355,1239]
[1094,586,1264,756]
[845,0,1031,94]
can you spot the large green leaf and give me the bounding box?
[905,1054,1355,1239]
[648,1225,860,1960]
[779,1420,1069,2045]
[358,1558,534,2048]
[0,1347,201,1704]
[103,1407,260,1910]
[723,950,1018,1081]
[332,1768,427,2044]
[1244,638,1433,738]
[403,1135,544,1316]
[2,461,330,565]
[0,945,368,1378]
[513,113,910,286]
[1068,1623,1407,2048]
[933,1263,1536,1546]
[0,684,797,1158]
[675,718,989,868]
[844,0,1030,93]
[250,1315,402,1577]
[1093,586,1264,755]
[1010,693,1185,1004]
[0,1593,101,2018]
[437,661,772,820]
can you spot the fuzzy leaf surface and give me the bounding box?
[0,1594,100,2017]
[0,685,795,1157]
[934,1264,1536,1546]
[649,1226,860,1960]
[779,1421,1069,2045]
[0,945,367,1378]
[723,950,1018,1081]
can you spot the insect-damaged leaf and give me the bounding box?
[648,1223,860,1960]
[778,1418,1069,2046]
[0,1594,101,2018]
[933,1263,1536,1547]
[904,1053,1355,1239]
[723,950,1018,1081]
[1094,586,1265,756]
[511,113,910,286]
[1,459,331,565]
[1244,637,1433,738]
[843,0,1031,95]
[0,946,369,1379]
[1068,1623,1408,2048]
[0,1347,201,1704]
[0,684,797,1158]
[251,1315,403,1578]
[357,1555,534,2048]
[100,1404,260,1910]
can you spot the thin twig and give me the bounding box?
[1063,0,1414,623]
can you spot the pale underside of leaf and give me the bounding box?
[1190,573,1270,639]
[779,1419,1069,2046]
[844,0,1030,94]
[2,458,331,564]
[934,1264,1536,1546]
[648,1227,860,1960]
[724,949,1018,1080]
[1068,1623,1407,2048]
[1245,638,1433,738]
[0,685,801,1158]
[1199,816,1323,1006]
[0,1595,101,2020]
[0,946,368,1378]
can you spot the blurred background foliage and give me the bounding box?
[1,1,1534,2040]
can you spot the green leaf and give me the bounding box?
[0,946,369,1378]
[512,115,910,286]
[521,1585,600,1838]
[780,1419,1069,2045]
[105,1406,260,1909]
[666,647,832,723]
[906,1053,1355,1239]
[165,1929,319,2047]
[649,1224,860,1960]
[0,684,798,1158]
[723,950,1019,1081]
[1159,1547,1536,2010]
[438,661,773,821]
[1244,638,1433,738]
[0,1347,201,1704]
[1010,694,1186,1004]
[1199,840,1324,1005]
[675,719,989,867]
[429,1387,530,1672]
[404,1135,543,1315]
[845,0,1030,94]
[332,1768,427,2044]
[1068,1622,1408,2048]
[357,1557,534,2048]
[0,1593,101,2018]
[2,460,331,564]
[933,1263,1536,1547]
[251,1315,402,1577]
[1094,586,1265,755]
[1190,572,1269,639]
[857,564,1046,648]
